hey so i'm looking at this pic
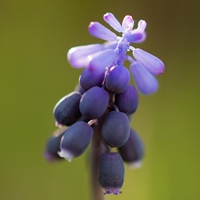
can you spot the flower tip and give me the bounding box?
[43,152,56,163]
[58,149,73,162]
[128,161,142,169]
[104,188,122,195]
[103,12,122,33]
[133,48,165,76]
[122,15,134,31]
[137,20,147,32]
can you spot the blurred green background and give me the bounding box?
[0,0,200,200]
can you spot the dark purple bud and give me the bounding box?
[44,127,67,162]
[79,86,109,119]
[58,121,93,162]
[118,128,145,167]
[115,85,139,115]
[98,152,124,195]
[53,92,82,126]
[102,111,130,147]
[80,64,105,90]
[105,65,130,94]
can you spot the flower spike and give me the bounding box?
[45,12,166,198]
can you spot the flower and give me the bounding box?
[67,13,165,95]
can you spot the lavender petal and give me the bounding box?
[122,15,134,31]
[88,22,117,41]
[133,32,147,43]
[130,61,159,95]
[133,48,165,75]
[103,13,123,32]
[88,49,116,71]
[125,32,143,43]
[67,44,105,68]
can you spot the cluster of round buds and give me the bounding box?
[44,13,164,195]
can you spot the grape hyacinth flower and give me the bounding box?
[68,12,165,95]
[44,12,165,199]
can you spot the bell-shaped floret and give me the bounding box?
[44,127,67,162]
[118,128,145,168]
[130,61,158,95]
[98,152,124,195]
[79,86,109,119]
[67,44,105,68]
[105,65,130,94]
[58,121,93,162]
[79,65,105,90]
[103,13,123,32]
[88,22,117,41]
[102,111,130,147]
[115,85,139,115]
[133,48,165,75]
[53,92,82,126]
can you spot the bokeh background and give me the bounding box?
[1,0,200,200]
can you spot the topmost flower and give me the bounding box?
[88,13,146,43]
[67,13,165,95]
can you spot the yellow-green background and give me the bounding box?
[1,0,199,200]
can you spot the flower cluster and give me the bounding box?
[44,13,164,196]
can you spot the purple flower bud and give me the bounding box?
[133,48,165,75]
[105,65,130,94]
[67,44,105,68]
[58,121,93,162]
[44,127,67,162]
[53,92,82,126]
[118,128,145,167]
[122,15,134,31]
[130,61,159,95]
[103,13,123,32]
[98,152,124,195]
[88,22,117,41]
[115,85,139,115]
[87,49,116,71]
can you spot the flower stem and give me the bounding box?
[90,121,105,200]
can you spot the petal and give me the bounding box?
[88,22,117,41]
[103,41,118,50]
[103,13,123,32]
[125,32,143,43]
[130,61,159,95]
[133,32,146,43]
[122,15,134,31]
[67,44,105,68]
[133,48,165,75]
[135,20,147,33]
[87,49,116,71]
